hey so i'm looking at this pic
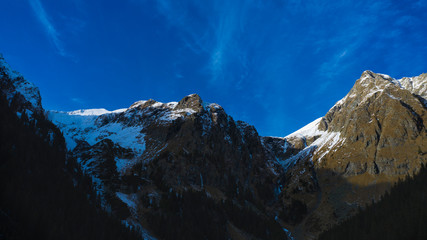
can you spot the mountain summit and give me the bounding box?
[275,70,426,239]
[48,92,288,239]
[1,54,426,240]
[0,54,43,117]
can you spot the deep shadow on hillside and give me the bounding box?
[0,88,287,240]
[318,164,427,240]
[0,91,141,239]
[283,166,396,240]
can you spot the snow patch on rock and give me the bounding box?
[48,110,146,152]
[286,118,324,139]
[0,55,42,114]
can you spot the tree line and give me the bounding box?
[319,164,427,240]
[0,91,141,240]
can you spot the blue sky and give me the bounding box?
[1,0,427,136]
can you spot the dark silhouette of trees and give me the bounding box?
[146,189,288,240]
[0,92,140,240]
[319,164,427,240]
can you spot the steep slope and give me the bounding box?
[3,51,426,239]
[48,70,426,239]
[48,94,288,239]
[0,54,43,117]
[317,70,425,175]
[319,164,427,240]
[0,55,141,240]
[271,70,426,239]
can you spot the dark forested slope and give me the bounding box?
[0,90,140,239]
[319,164,427,240]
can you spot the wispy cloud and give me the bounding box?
[71,97,85,104]
[314,49,352,95]
[148,0,252,86]
[311,1,395,94]
[29,0,66,56]
[131,0,427,136]
[207,1,241,84]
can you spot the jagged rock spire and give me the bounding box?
[175,93,204,112]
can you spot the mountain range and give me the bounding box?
[1,54,426,239]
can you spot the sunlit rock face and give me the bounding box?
[273,71,426,239]
[48,70,426,239]
[315,71,426,176]
[3,51,425,240]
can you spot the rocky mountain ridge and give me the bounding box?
[48,92,288,239]
[281,70,426,173]
[271,70,426,239]
[1,54,426,239]
[0,54,43,117]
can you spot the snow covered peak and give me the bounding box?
[47,93,229,153]
[285,118,324,139]
[207,102,223,110]
[333,71,426,108]
[51,94,221,129]
[0,54,43,115]
[398,73,427,99]
[0,54,23,80]
[186,93,199,98]
[67,108,127,116]
[47,109,146,151]
[358,70,427,95]
[129,99,180,110]
[359,70,401,88]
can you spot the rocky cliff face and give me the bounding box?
[0,54,62,146]
[275,70,426,239]
[48,94,286,239]
[0,54,43,117]
[0,55,287,239]
[319,71,426,175]
[2,53,426,240]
